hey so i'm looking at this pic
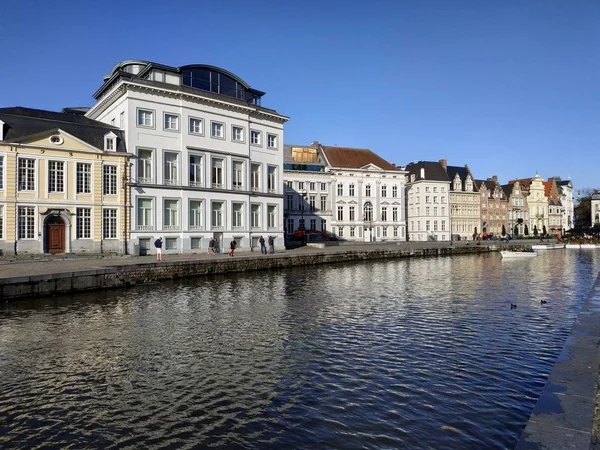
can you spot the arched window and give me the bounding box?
[363,202,373,221]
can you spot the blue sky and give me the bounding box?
[1,0,598,191]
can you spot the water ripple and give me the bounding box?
[1,250,599,449]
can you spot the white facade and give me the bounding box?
[526,175,548,235]
[283,172,333,235]
[592,193,600,227]
[406,179,451,241]
[87,61,288,254]
[557,180,574,231]
[331,167,407,242]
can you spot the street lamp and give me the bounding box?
[300,189,307,245]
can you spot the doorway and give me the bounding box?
[45,215,65,254]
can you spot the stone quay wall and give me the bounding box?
[0,245,492,301]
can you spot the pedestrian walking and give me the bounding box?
[268,236,275,254]
[214,237,220,254]
[154,237,164,262]
[259,236,267,254]
[208,238,214,254]
[229,239,237,257]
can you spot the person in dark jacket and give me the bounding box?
[268,236,275,254]
[154,237,164,262]
[259,236,267,254]
[229,240,236,257]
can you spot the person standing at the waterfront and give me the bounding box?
[154,237,164,262]
[268,236,275,254]
[214,237,220,254]
[259,236,267,254]
[208,238,215,254]
[229,240,236,257]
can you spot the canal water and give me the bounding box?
[1,250,599,449]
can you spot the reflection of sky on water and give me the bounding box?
[0,250,599,449]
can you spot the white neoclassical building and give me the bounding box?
[592,192,600,228]
[86,60,288,254]
[443,160,481,240]
[552,178,574,232]
[404,161,451,242]
[321,145,407,242]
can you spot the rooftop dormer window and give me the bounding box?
[104,131,117,151]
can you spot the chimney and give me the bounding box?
[439,159,447,171]
[420,167,425,179]
[310,141,319,148]
[490,175,498,183]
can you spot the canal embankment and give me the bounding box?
[516,272,600,450]
[0,241,497,301]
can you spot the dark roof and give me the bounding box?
[446,165,479,192]
[404,161,450,182]
[0,107,127,152]
[500,184,514,198]
[321,146,399,170]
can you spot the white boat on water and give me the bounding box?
[531,243,565,250]
[580,244,600,249]
[565,244,580,249]
[500,250,537,259]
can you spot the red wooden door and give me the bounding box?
[48,224,65,254]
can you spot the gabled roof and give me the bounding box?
[508,178,533,191]
[501,183,516,198]
[321,145,399,171]
[0,106,127,152]
[404,161,450,182]
[446,165,479,192]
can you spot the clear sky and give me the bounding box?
[1,0,598,191]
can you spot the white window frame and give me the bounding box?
[137,198,154,231]
[102,208,118,239]
[163,199,180,231]
[0,204,3,240]
[18,158,36,191]
[163,113,180,132]
[137,108,154,128]
[232,160,244,190]
[212,158,224,189]
[0,155,3,190]
[267,133,277,149]
[250,130,262,146]
[189,153,203,187]
[164,152,179,186]
[48,160,65,193]
[251,204,261,228]
[189,117,204,135]
[232,202,244,228]
[189,200,203,230]
[137,148,154,184]
[103,165,118,195]
[211,121,225,139]
[18,206,35,239]
[76,162,92,194]
[267,205,277,229]
[267,166,277,193]
[251,163,261,192]
[232,125,245,143]
[76,207,92,239]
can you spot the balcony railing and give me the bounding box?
[212,183,223,189]
[189,225,204,231]
[165,179,179,186]
[251,186,260,192]
[232,184,243,191]
[189,181,202,188]
[137,225,154,231]
[211,225,224,231]
[164,225,180,231]
[138,177,153,184]
[232,226,244,231]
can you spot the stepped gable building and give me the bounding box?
[440,160,480,240]
[544,178,563,236]
[502,180,529,237]
[404,161,451,242]
[0,107,130,256]
[319,145,407,242]
[282,142,332,236]
[86,60,289,254]
[475,176,508,237]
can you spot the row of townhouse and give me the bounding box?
[0,59,576,255]
[283,149,575,243]
[0,60,288,256]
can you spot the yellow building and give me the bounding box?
[0,107,130,256]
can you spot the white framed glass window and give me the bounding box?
[189,154,203,187]
[250,130,261,146]
[268,205,277,228]
[392,207,398,221]
[267,166,277,193]
[0,156,3,190]
[76,207,92,239]
[267,134,277,149]
[164,113,179,131]
[0,205,3,240]
[189,117,203,135]
[18,206,35,239]
[287,218,294,234]
[286,195,293,211]
[102,208,118,239]
[211,121,224,139]
[48,160,65,193]
[76,163,92,194]
[103,165,117,195]
[18,158,35,191]
[381,185,387,198]
[137,109,154,127]
[137,149,153,184]
[164,152,179,185]
[251,163,261,192]
[119,112,124,128]
[189,200,203,230]
[163,199,179,230]
[365,185,371,197]
[137,198,153,230]
[232,161,243,190]
[392,185,398,197]
[310,219,316,230]
[350,226,355,237]
[251,204,261,228]
[321,219,327,232]
[212,158,224,188]
[212,202,224,228]
[232,126,244,142]
[320,183,327,191]
[381,207,388,221]
[349,184,355,196]
[337,206,344,221]
[337,183,343,196]
[363,202,373,221]
[338,226,344,237]
[309,195,316,210]
[232,203,243,228]
[320,196,327,211]
[349,206,355,221]
[298,181,304,190]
